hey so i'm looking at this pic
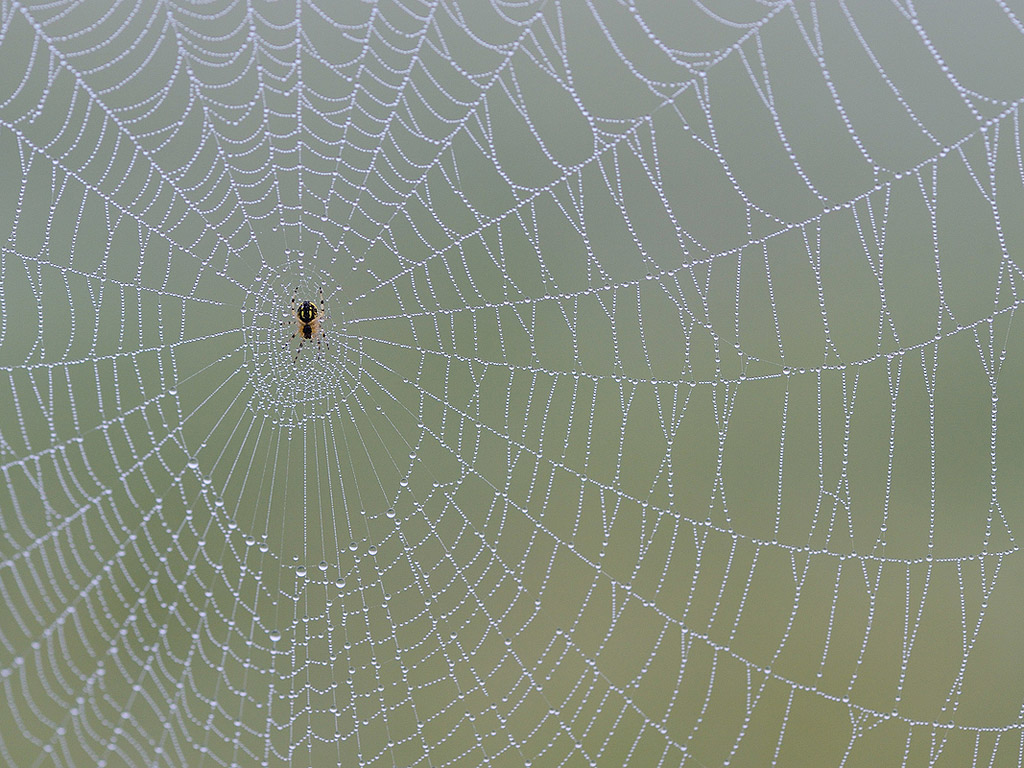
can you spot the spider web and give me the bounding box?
[2,0,1024,765]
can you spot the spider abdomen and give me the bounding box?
[297,301,318,324]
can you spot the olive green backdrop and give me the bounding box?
[1,0,1023,766]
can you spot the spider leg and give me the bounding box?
[316,288,327,359]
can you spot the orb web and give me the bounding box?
[1,1,1024,767]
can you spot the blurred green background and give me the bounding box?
[1,0,1023,766]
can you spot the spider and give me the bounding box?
[283,286,327,361]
